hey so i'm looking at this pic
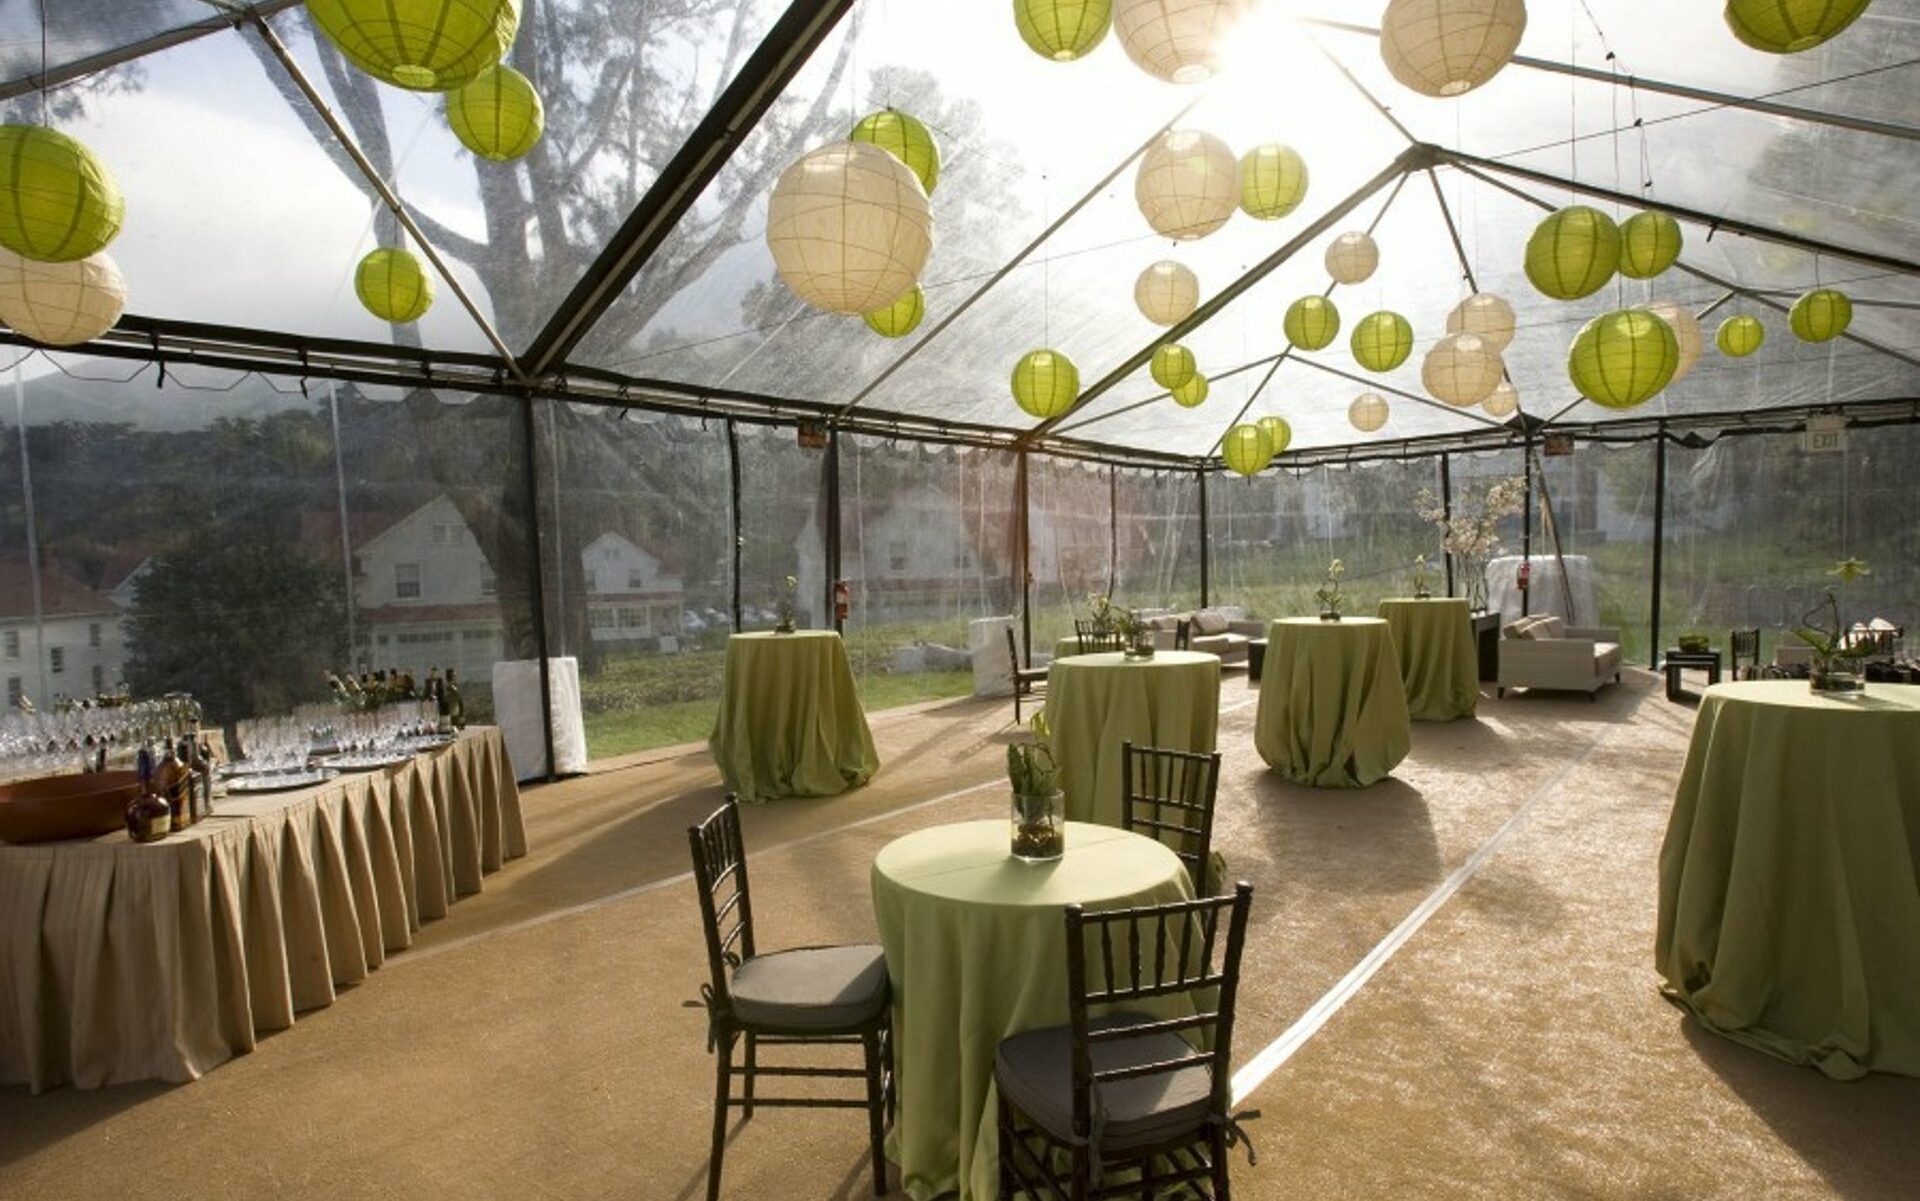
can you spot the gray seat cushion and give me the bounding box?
[994,1013,1213,1152]
[729,944,889,1031]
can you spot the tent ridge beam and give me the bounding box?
[0,1,304,102]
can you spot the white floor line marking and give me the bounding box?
[1228,704,1637,1106]
[385,778,1003,968]
[1220,696,1259,716]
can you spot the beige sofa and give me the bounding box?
[1496,615,1623,700]
[1148,606,1264,663]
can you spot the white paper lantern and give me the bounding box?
[1423,332,1503,407]
[1380,0,1528,98]
[1113,0,1253,84]
[1135,129,1237,241]
[1482,380,1519,417]
[1349,392,1390,432]
[765,141,933,316]
[1135,260,1199,325]
[1325,231,1378,285]
[1445,293,1515,353]
[0,248,125,345]
[1635,300,1703,382]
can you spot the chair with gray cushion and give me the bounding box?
[996,884,1257,1199]
[688,796,892,1201]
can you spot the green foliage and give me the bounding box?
[1007,711,1058,797]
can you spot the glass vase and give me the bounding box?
[1809,656,1865,695]
[1009,791,1065,861]
[1123,630,1156,660]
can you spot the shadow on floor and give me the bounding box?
[0,1078,177,1168]
[1245,775,1445,897]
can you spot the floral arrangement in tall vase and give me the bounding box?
[1794,558,1875,694]
[1415,476,1526,612]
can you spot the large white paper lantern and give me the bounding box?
[1483,380,1519,417]
[1350,392,1390,432]
[1325,231,1378,284]
[1423,332,1503,407]
[1445,293,1515,353]
[1113,0,1253,84]
[1380,0,1528,98]
[1135,260,1199,325]
[0,248,125,345]
[766,141,933,315]
[1136,129,1237,241]
[1636,300,1703,382]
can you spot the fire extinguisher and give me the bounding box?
[1517,560,1532,591]
[833,580,851,624]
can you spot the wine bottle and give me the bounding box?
[196,735,216,819]
[125,745,171,844]
[155,739,189,833]
[444,668,465,730]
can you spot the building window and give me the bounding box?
[6,677,20,706]
[431,523,460,546]
[89,622,102,648]
[479,570,497,598]
[3,630,16,659]
[953,550,973,571]
[888,541,908,573]
[626,569,645,590]
[395,563,422,600]
[588,606,615,630]
[49,646,64,674]
[91,665,105,693]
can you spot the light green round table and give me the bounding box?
[706,631,879,802]
[1044,650,1221,827]
[871,820,1194,1201]
[1378,597,1479,721]
[1254,617,1411,788]
[1657,681,1920,1079]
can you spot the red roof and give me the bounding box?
[0,554,119,620]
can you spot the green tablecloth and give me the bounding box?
[1656,681,1920,1079]
[1378,597,1479,721]
[706,631,878,802]
[1254,617,1411,788]
[871,820,1193,1201]
[1044,650,1221,827]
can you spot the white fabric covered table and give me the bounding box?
[1486,555,1599,627]
[0,728,526,1092]
[492,656,589,779]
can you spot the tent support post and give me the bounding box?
[1650,425,1668,670]
[728,419,743,632]
[1521,430,1534,619]
[1197,468,1211,608]
[826,427,842,634]
[1017,451,1032,670]
[519,394,558,782]
[1440,453,1455,598]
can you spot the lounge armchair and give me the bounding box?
[1496,615,1622,700]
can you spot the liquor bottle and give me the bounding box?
[154,739,189,833]
[424,667,447,732]
[444,668,466,730]
[175,736,202,825]
[196,735,216,819]
[125,745,172,844]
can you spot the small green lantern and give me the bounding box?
[1716,313,1765,357]
[1568,309,1678,410]
[1350,310,1413,372]
[446,65,544,161]
[1789,288,1852,343]
[1012,349,1080,418]
[863,285,925,338]
[0,126,124,263]
[306,0,519,92]
[1284,295,1340,351]
[1238,143,1308,221]
[356,246,435,323]
[1256,415,1292,458]
[1221,424,1271,477]
[1725,0,1871,54]
[851,109,941,196]
[1013,0,1113,62]
[1525,205,1621,300]
[1172,373,1210,408]
[1618,210,1682,280]
[1150,343,1197,389]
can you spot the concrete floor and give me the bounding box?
[3,671,1916,1199]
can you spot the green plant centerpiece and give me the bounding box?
[1084,591,1117,635]
[1415,475,1526,612]
[1114,608,1156,660]
[1795,558,1874,694]
[774,574,798,634]
[1676,631,1711,654]
[1007,712,1065,861]
[1316,558,1347,621]
[1412,554,1433,600]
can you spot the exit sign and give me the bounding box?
[1805,415,1847,453]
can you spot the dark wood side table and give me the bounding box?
[1471,612,1502,682]
[1663,649,1722,702]
[1247,638,1268,684]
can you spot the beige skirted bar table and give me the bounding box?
[708,630,879,802]
[1043,650,1220,827]
[1377,597,1480,721]
[871,820,1193,1201]
[1657,682,1920,1079]
[1255,617,1411,788]
[0,728,525,1093]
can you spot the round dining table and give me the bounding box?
[1254,617,1411,788]
[871,820,1194,1201]
[1657,681,1920,1079]
[1043,650,1220,826]
[1377,597,1480,721]
[706,630,878,802]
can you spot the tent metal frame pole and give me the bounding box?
[825,426,842,634]
[1520,428,1533,619]
[1017,450,1033,669]
[1650,423,1668,670]
[1197,468,1211,608]
[1439,452,1455,598]
[0,1,304,101]
[518,393,558,782]
[1287,354,1510,432]
[727,419,744,632]
[1422,166,1536,425]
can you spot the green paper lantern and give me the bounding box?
[1172,373,1210,408]
[446,65,543,161]
[1789,288,1852,342]
[1221,424,1271,477]
[306,0,519,92]
[0,126,124,263]
[1350,310,1413,372]
[1525,205,1620,300]
[1725,0,1871,54]
[1238,143,1308,220]
[1012,349,1079,418]
[851,109,941,196]
[1284,295,1340,351]
[1014,0,1113,61]
[1256,415,1291,458]
[1568,309,1678,410]
[1150,342,1197,389]
[863,285,925,338]
[356,246,435,323]
[1716,313,1765,357]
[1618,210,1682,279]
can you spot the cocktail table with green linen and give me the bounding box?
[707,630,878,802]
[871,820,1194,1200]
[1656,681,1920,1079]
[1255,617,1411,788]
[1044,650,1221,826]
[1377,597,1479,721]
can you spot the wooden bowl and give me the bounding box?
[0,771,143,844]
